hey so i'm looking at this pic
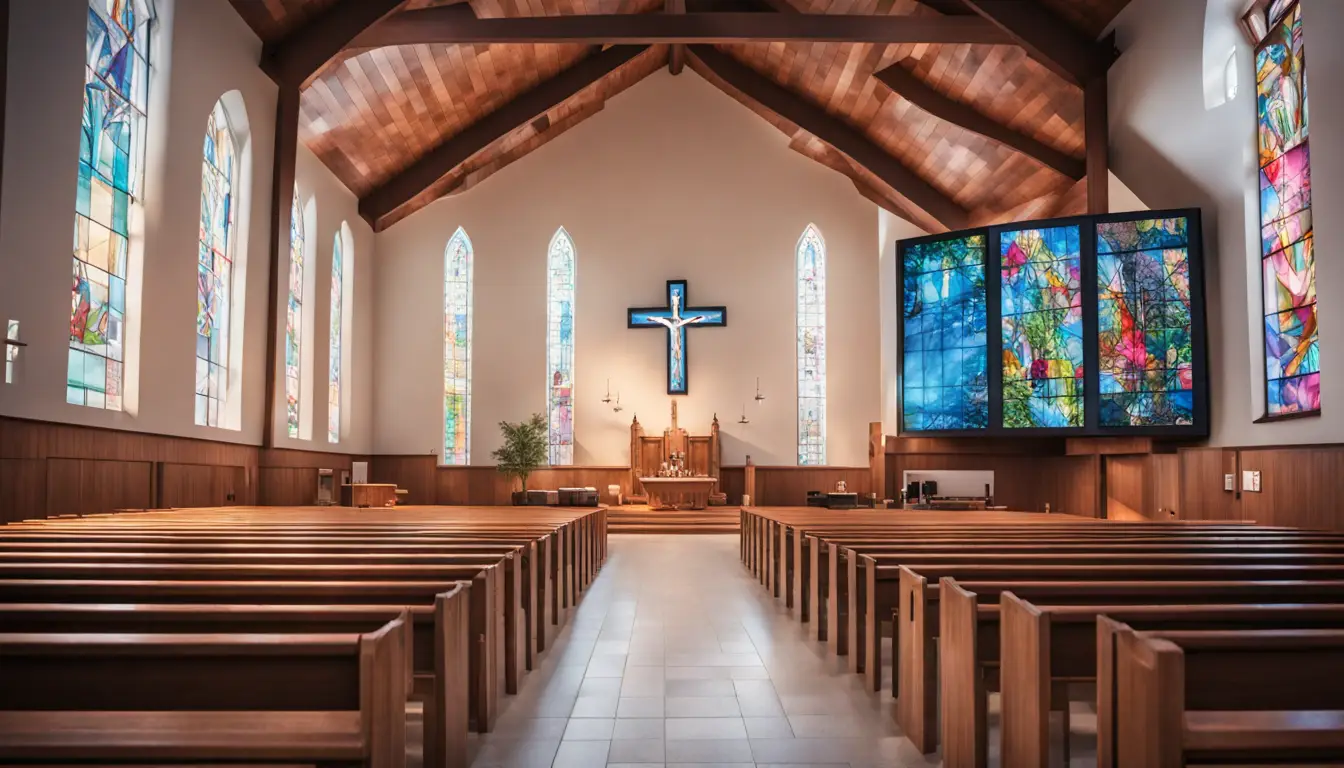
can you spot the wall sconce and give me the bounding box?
[754,377,766,404]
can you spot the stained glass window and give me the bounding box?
[797,225,827,464]
[443,228,473,465]
[285,191,304,438]
[327,232,343,444]
[68,0,154,410]
[195,100,235,428]
[902,234,988,431]
[546,228,575,466]
[1000,225,1084,428]
[1256,0,1318,416]
[1097,218,1194,426]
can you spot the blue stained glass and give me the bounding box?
[901,234,988,431]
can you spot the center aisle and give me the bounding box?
[470,534,937,768]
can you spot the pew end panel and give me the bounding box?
[895,566,937,753]
[360,617,409,768]
[939,578,986,768]
[998,591,1052,768]
[1115,632,1185,768]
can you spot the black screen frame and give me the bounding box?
[896,207,1210,439]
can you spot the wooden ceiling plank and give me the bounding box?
[360,44,651,231]
[689,44,967,231]
[958,0,1113,86]
[873,60,1083,178]
[261,0,407,89]
[349,10,1014,48]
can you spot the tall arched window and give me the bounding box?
[327,230,345,444]
[285,191,305,438]
[1249,0,1318,417]
[195,99,236,428]
[797,224,826,465]
[443,227,473,464]
[68,0,155,410]
[546,228,576,466]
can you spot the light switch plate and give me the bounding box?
[1241,469,1262,493]
[1223,474,1235,491]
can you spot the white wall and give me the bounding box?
[374,70,882,467]
[0,0,374,454]
[1107,0,1344,446]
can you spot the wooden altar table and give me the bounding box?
[640,477,717,510]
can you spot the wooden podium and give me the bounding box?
[629,401,722,501]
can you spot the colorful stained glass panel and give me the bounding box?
[68,0,153,411]
[444,228,473,465]
[547,228,575,465]
[286,191,304,437]
[901,234,987,431]
[1097,218,1194,427]
[328,233,343,443]
[195,101,235,427]
[797,225,827,464]
[1000,226,1084,429]
[1256,0,1318,417]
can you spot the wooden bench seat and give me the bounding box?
[961,595,1344,768]
[0,624,404,768]
[1116,629,1344,767]
[898,570,1344,754]
[0,599,469,768]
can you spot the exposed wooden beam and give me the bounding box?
[359,45,650,232]
[874,60,1084,179]
[1085,73,1109,213]
[959,0,1115,86]
[261,0,407,89]
[666,0,686,75]
[263,87,300,448]
[915,0,974,15]
[689,46,969,232]
[348,10,1013,49]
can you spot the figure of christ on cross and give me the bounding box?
[628,280,727,395]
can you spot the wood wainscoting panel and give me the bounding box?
[44,458,153,517]
[887,453,1100,517]
[1105,455,1148,520]
[1238,446,1344,530]
[751,467,872,507]
[718,467,746,504]
[1178,447,1239,521]
[0,459,46,523]
[159,463,251,508]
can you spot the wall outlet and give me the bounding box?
[1223,474,1235,491]
[1241,469,1262,493]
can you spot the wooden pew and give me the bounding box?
[0,577,502,735]
[0,621,406,768]
[945,588,1344,768]
[897,568,1344,754]
[1113,627,1344,767]
[0,598,470,768]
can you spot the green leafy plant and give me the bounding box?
[492,413,549,492]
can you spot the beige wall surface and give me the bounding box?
[373,70,884,466]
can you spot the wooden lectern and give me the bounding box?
[629,401,721,501]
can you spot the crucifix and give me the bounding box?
[628,279,727,395]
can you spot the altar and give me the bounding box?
[627,401,723,509]
[639,476,717,510]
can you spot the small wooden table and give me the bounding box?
[640,477,717,510]
[340,483,398,508]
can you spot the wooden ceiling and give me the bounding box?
[227,0,1134,231]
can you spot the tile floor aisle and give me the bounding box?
[468,533,942,768]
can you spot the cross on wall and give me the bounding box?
[627,280,727,395]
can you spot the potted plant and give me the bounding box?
[492,413,549,505]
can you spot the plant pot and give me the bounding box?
[511,491,528,506]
